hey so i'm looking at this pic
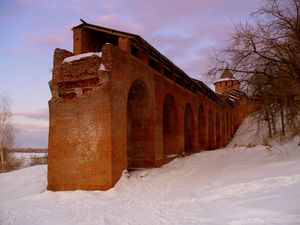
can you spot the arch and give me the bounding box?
[226,112,229,143]
[184,103,194,153]
[208,110,215,149]
[216,113,221,147]
[233,113,236,132]
[222,114,225,147]
[163,94,179,157]
[231,113,234,136]
[127,80,153,168]
[198,104,206,149]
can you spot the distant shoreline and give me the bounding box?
[9,148,48,153]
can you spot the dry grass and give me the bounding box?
[0,151,23,173]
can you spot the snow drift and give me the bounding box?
[1,118,300,225]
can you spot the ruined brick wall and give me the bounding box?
[48,47,113,190]
[48,44,251,191]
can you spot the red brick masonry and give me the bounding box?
[48,22,256,191]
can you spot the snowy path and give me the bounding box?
[1,139,300,225]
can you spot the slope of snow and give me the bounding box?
[1,118,300,224]
[1,141,300,225]
[229,114,271,147]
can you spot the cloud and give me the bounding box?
[14,108,48,121]
[14,123,48,148]
[25,34,68,46]
[6,46,40,57]
[95,14,145,34]
[19,0,32,5]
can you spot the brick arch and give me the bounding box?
[163,93,179,157]
[233,113,236,132]
[226,111,229,143]
[127,79,153,168]
[231,113,234,136]
[184,103,194,153]
[222,114,225,147]
[208,109,215,149]
[198,104,206,149]
[216,112,221,147]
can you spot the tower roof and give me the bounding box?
[219,67,234,79]
[214,67,236,84]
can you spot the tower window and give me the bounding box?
[131,46,138,57]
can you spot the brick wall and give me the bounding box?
[48,44,252,191]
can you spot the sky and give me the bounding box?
[0,0,262,148]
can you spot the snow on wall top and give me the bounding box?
[99,63,108,71]
[214,77,236,83]
[63,52,102,63]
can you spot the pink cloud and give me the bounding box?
[25,34,68,46]
[14,123,48,148]
[95,15,144,34]
[6,46,40,57]
[14,108,48,121]
[19,0,32,5]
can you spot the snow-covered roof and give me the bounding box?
[214,77,236,83]
[214,67,238,84]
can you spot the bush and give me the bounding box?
[30,155,48,166]
[0,149,23,173]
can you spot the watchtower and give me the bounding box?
[214,68,240,94]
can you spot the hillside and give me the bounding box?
[0,118,300,225]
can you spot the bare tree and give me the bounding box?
[208,0,300,137]
[0,94,14,172]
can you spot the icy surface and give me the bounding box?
[1,120,300,224]
[63,52,102,63]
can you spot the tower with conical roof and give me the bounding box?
[214,67,240,94]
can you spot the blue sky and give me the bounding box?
[0,0,261,148]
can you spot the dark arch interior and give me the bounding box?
[163,94,179,157]
[198,104,206,149]
[184,103,194,153]
[216,113,221,147]
[208,110,215,149]
[226,112,229,142]
[127,80,153,168]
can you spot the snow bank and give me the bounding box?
[1,140,300,225]
[0,165,46,203]
[63,52,102,63]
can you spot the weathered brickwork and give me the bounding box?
[48,22,256,191]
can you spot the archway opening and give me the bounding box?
[231,114,234,136]
[222,115,225,147]
[216,113,221,147]
[127,80,152,168]
[163,94,179,157]
[208,110,215,149]
[184,103,194,153]
[198,104,205,149]
[226,112,229,143]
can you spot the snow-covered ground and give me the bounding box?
[1,119,300,225]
